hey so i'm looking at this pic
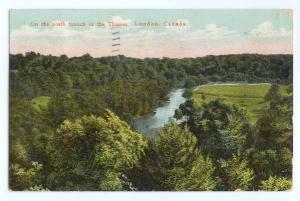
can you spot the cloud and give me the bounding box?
[250,21,292,37]
[10,20,292,58]
[203,23,237,37]
[112,16,132,24]
[10,21,236,41]
[186,23,240,40]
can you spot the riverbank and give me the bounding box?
[132,88,186,138]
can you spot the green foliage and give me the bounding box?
[155,121,198,169]
[255,85,293,150]
[154,121,198,190]
[219,114,248,158]
[176,98,251,160]
[264,84,280,101]
[10,142,28,166]
[153,121,217,191]
[247,148,292,186]
[9,161,44,190]
[46,92,81,127]
[98,171,123,191]
[220,154,254,191]
[176,155,217,191]
[176,86,293,191]
[9,96,51,190]
[260,176,292,191]
[104,80,167,121]
[31,96,50,111]
[9,53,293,191]
[48,110,147,190]
[10,53,293,122]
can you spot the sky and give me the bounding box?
[9,10,293,58]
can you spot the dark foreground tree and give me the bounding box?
[176,99,252,161]
[129,121,217,191]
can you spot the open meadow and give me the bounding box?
[192,83,288,122]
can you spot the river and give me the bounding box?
[132,82,269,137]
[132,88,186,138]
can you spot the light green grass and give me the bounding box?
[31,96,50,111]
[192,83,288,122]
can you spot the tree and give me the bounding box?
[260,176,292,191]
[10,161,44,190]
[9,52,293,191]
[9,96,50,190]
[247,148,292,187]
[155,121,198,169]
[255,85,293,150]
[220,154,254,191]
[176,99,251,160]
[264,84,280,102]
[46,91,81,127]
[48,110,147,190]
[176,155,217,191]
[153,121,217,191]
[219,114,248,159]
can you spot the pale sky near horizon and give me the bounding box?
[10,10,293,58]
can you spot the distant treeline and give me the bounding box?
[10,53,293,92]
[10,52,292,122]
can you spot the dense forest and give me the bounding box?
[9,52,293,191]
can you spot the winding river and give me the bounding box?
[132,88,186,138]
[132,82,271,138]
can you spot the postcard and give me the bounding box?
[8,9,293,192]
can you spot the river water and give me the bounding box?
[132,82,268,137]
[132,88,186,138]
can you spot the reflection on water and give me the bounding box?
[132,88,186,138]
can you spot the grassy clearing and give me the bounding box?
[31,96,50,111]
[192,83,287,122]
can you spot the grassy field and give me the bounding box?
[192,83,287,122]
[31,96,50,111]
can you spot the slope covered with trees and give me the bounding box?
[9,52,293,191]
